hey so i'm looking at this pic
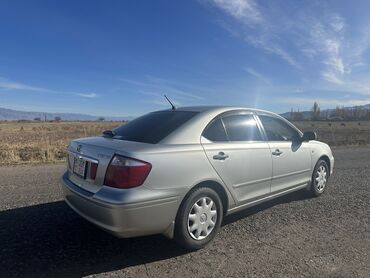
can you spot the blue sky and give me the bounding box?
[1,0,370,117]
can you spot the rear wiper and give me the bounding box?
[102,130,115,137]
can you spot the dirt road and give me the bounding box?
[0,148,369,277]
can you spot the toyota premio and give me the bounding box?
[61,106,334,249]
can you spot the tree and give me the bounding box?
[334,106,350,120]
[311,101,320,121]
[292,111,304,121]
[98,117,105,121]
[54,116,62,122]
[353,106,364,120]
[34,117,41,121]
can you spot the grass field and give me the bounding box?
[293,121,370,146]
[1,120,370,165]
[0,121,120,165]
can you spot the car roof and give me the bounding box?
[159,106,290,144]
[158,106,278,116]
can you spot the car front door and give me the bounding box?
[201,112,272,204]
[257,114,312,193]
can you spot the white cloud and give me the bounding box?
[245,67,270,84]
[120,76,205,102]
[321,71,344,85]
[210,0,262,25]
[208,0,370,97]
[295,88,304,93]
[330,14,345,32]
[304,18,348,85]
[209,0,302,68]
[245,36,301,68]
[0,77,54,93]
[297,14,370,93]
[76,92,98,98]
[0,77,101,99]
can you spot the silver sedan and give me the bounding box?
[61,106,334,249]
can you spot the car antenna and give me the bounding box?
[164,94,176,110]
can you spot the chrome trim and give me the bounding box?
[232,176,271,188]
[227,182,308,214]
[272,169,311,180]
[68,150,99,164]
[231,170,310,188]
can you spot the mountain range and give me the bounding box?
[1,104,370,121]
[0,107,133,121]
[280,104,370,120]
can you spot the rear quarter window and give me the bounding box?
[203,118,228,142]
[113,111,198,144]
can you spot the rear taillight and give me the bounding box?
[104,155,152,189]
[67,154,72,169]
[90,162,98,180]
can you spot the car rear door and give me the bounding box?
[201,111,272,204]
[257,114,312,193]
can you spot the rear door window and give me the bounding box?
[113,111,198,144]
[222,114,262,141]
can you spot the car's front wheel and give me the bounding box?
[310,159,329,197]
[175,187,223,250]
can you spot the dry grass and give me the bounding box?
[0,121,120,165]
[293,121,370,146]
[1,120,370,165]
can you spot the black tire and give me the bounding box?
[175,187,223,250]
[310,159,329,197]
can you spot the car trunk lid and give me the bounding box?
[67,136,153,193]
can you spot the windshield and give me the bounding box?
[112,111,198,144]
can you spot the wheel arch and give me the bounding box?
[179,180,229,216]
[318,155,331,177]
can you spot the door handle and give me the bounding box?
[213,152,229,160]
[272,149,283,156]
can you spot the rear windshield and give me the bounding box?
[112,111,199,144]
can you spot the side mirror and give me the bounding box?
[302,131,317,141]
[102,130,115,137]
[292,133,303,143]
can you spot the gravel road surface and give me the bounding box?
[0,148,369,277]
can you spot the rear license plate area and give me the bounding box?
[73,156,87,179]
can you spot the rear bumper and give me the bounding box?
[61,172,180,238]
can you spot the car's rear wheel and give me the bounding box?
[310,159,329,197]
[175,187,223,250]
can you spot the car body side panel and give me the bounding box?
[309,141,335,175]
[267,141,312,192]
[201,140,272,205]
[68,138,236,209]
[122,143,236,207]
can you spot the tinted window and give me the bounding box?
[222,114,262,141]
[259,115,299,141]
[203,119,228,142]
[113,111,198,144]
